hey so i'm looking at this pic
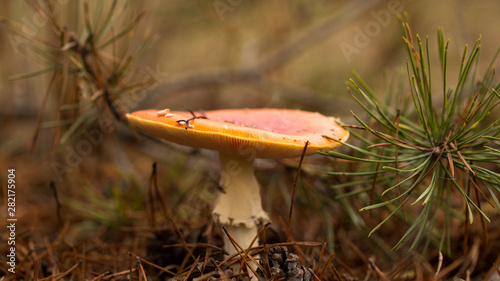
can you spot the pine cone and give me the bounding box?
[259,246,315,281]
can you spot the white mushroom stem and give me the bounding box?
[212,152,269,273]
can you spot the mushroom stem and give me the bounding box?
[213,152,269,272]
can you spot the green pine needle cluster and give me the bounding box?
[323,19,500,253]
[1,1,155,152]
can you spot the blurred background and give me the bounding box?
[1,0,500,279]
[2,1,500,118]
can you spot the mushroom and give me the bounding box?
[126,108,348,271]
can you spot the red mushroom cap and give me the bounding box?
[127,108,349,159]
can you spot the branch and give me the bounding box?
[150,0,384,99]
